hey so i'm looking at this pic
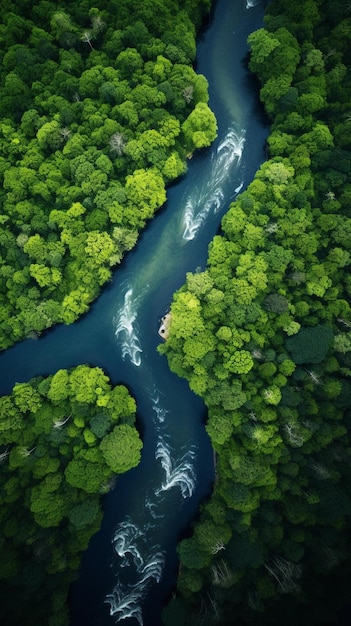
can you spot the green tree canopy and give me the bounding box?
[100,424,142,474]
[285,325,334,364]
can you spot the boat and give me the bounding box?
[158,312,172,340]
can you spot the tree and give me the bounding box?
[162,152,186,181]
[68,498,101,529]
[334,332,351,354]
[100,424,142,474]
[194,519,231,554]
[225,350,254,375]
[263,293,289,313]
[22,234,47,262]
[248,29,282,80]
[47,370,69,404]
[219,479,260,513]
[115,48,143,79]
[285,325,334,364]
[181,102,217,151]
[68,365,110,404]
[89,413,111,438]
[36,120,63,152]
[178,537,211,570]
[125,167,166,223]
[61,288,91,324]
[29,264,62,289]
[81,31,94,51]
[131,83,166,108]
[84,231,115,267]
[106,385,136,420]
[13,383,42,413]
[264,556,302,594]
[206,411,233,447]
[50,11,77,42]
[300,123,334,153]
[260,75,295,116]
[109,132,125,156]
[2,71,30,117]
[30,475,67,528]
[125,129,168,168]
[64,457,109,493]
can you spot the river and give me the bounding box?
[0,1,268,624]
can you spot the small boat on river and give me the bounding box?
[158,312,172,340]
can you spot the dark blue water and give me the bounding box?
[0,1,268,624]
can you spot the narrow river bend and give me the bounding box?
[0,1,268,624]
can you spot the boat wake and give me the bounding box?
[155,437,197,499]
[114,286,146,366]
[182,126,245,241]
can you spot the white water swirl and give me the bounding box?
[182,126,245,241]
[246,0,259,8]
[106,519,166,625]
[106,582,144,626]
[155,437,197,498]
[106,433,198,622]
[149,385,169,424]
[112,519,144,569]
[114,287,145,366]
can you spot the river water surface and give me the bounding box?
[0,1,268,624]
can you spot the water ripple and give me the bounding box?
[114,286,145,366]
[182,126,245,241]
[155,437,197,499]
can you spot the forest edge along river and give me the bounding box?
[0,1,268,624]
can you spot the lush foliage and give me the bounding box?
[0,2,217,624]
[0,365,140,626]
[0,0,215,349]
[160,0,351,624]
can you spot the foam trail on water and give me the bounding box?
[137,551,165,585]
[114,287,143,366]
[155,437,197,498]
[145,494,165,520]
[182,189,224,241]
[105,556,165,624]
[148,385,169,424]
[112,519,143,569]
[153,405,168,424]
[107,532,166,625]
[105,582,144,625]
[182,127,245,241]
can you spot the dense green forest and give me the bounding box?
[0,366,141,625]
[0,0,215,349]
[2,0,351,624]
[0,1,215,624]
[160,0,351,624]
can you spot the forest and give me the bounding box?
[159,0,351,624]
[2,0,351,624]
[0,366,141,624]
[0,0,214,624]
[0,0,215,349]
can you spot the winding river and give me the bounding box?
[0,1,268,624]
